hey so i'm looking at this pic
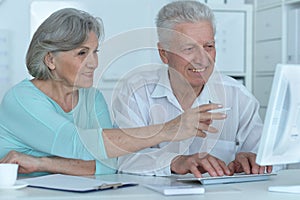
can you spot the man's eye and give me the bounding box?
[204,45,215,51]
[183,47,194,53]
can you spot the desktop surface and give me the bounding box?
[1,169,300,200]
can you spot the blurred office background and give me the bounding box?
[0,0,299,121]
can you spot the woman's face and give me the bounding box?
[50,31,99,88]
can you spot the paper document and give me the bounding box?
[22,174,137,192]
[144,182,205,195]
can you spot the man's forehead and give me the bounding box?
[171,34,215,46]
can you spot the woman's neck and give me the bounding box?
[31,79,79,112]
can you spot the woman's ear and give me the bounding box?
[157,43,169,64]
[44,52,56,70]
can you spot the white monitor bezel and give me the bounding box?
[256,64,300,166]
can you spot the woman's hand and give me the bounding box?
[163,103,227,142]
[0,150,96,175]
[0,150,41,174]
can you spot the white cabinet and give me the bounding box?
[212,4,253,90]
[253,0,300,120]
[286,6,300,64]
[253,5,283,119]
[255,40,282,72]
[253,75,273,119]
[256,0,281,8]
[256,6,282,41]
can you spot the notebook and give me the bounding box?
[177,173,276,185]
[22,174,138,192]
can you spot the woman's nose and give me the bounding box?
[86,53,98,69]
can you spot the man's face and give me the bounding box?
[158,21,216,89]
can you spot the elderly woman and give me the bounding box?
[0,8,223,175]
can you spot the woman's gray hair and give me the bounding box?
[26,8,104,80]
[156,0,216,44]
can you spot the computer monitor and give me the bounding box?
[256,63,300,193]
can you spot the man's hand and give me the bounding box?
[0,150,42,174]
[228,152,273,175]
[170,153,231,178]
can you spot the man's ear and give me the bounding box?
[157,43,169,64]
[44,52,56,70]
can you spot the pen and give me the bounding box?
[209,107,232,113]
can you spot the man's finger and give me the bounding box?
[199,159,218,177]
[236,155,251,174]
[258,166,265,174]
[248,155,259,174]
[227,162,235,175]
[267,166,273,173]
[189,165,202,178]
[207,157,226,176]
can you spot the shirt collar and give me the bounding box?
[150,67,225,107]
[151,67,173,98]
[150,67,210,106]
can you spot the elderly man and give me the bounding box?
[113,0,272,177]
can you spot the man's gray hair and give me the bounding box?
[155,0,216,43]
[26,8,104,80]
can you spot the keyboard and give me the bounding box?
[177,173,276,185]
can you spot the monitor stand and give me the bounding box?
[269,185,300,193]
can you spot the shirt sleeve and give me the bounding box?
[94,91,113,129]
[112,81,177,176]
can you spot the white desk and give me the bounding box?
[1,169,300,200]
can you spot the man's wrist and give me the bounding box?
[170,155,182,174]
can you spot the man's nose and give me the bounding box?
[193,46,209,67]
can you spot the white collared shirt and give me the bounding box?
[112,66,263,176]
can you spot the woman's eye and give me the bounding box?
[78,51,87,56]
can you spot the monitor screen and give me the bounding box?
[256,64,300,166]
